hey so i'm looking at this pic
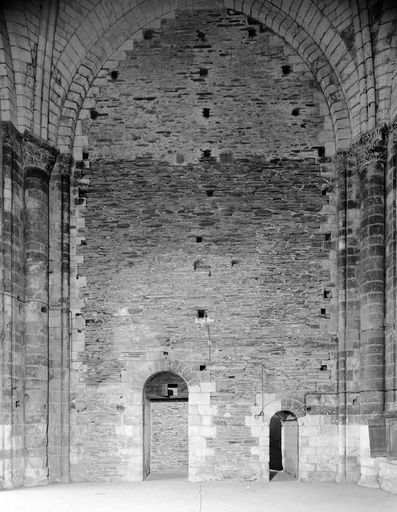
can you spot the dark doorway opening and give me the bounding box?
[143,371,188,480]
[269,411,298,481]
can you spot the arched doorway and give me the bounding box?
[143,371,189,480]
[269,411,299,480]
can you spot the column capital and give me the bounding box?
[334,149,350,172]
[22,130,59,177]
[350,124,388,170]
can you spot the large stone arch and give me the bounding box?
[55,0,354,152]
[0,10,16,126]
[387,12,397,123]
[372,1,397,126]
[391,66,397,124]
[227,0,358,135]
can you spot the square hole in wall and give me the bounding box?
[168,384,178,397]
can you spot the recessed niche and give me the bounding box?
[199,68,208,76]
[199,365,206,371]
[196,236,203,243]
[203,149,212,158]
[194,259,203,270]
[282,65,292,75]
[90,108,99,120]
[247,16,258,25]
[162,383,178,397]
[318,146,326,158]
[143,29,155,40]
[203,108,210,118]
[197,309,206,319]
[110,70,119,80]
[325,233,331,241]
[324,290,332,299]
[321,308,327,316]
[206,190,214,197]
[320,365,328,371]
[291,107,300,116]
[197,30,206,42]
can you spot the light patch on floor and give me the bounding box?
[0,479,396,512]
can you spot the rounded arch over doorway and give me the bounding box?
[143,371,189,480]
[269,411,299,479]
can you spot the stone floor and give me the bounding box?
[1,473,397,512]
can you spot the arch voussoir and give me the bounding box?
[57,0,354,150]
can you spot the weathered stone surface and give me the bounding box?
[1,0,397,494]
[23,133,55,486]
[0,121,25,489]
[150,401,188,475]
[71,8,337,482]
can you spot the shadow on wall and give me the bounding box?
[269,411,298,479]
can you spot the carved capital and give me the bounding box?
[334,149,349,173]
[22,130,59,177]
[350,124,388,170]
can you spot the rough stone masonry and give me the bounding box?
[1,0,397,495]
[74,8,336,482]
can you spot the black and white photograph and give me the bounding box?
[1,1,397,510]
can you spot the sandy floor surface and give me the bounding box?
[1,473,396,512]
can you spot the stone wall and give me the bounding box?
[0,123,62,489]
[282,418,298,477]
[0,0,396,494]
[150,401,188,475]
[70,8,338,482]
[0,122,25,489]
